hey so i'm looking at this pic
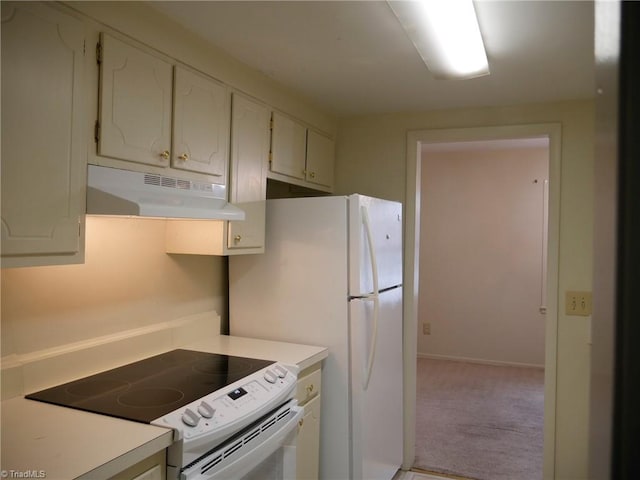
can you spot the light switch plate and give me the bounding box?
[565,291,593,316]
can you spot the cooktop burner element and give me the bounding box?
[26,349,275,423]
[66,378,129,397]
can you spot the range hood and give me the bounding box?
[86,165,245,221]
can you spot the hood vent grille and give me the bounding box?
[143,173,214,193]
[87,165,245,221]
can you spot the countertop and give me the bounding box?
[0,335,328,480]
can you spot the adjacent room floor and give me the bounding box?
[413,357,544,480]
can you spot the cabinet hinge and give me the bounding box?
[94,120,101,143]
[268,152,273,164]
[83,40,86,55]
[270,117,274,130]
[96,42,102,65]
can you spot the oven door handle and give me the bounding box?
[180,404,303,480]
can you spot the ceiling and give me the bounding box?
[150,1,595,117]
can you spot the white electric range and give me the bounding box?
[26,349,302,480]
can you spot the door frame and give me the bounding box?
[403,123,562,479]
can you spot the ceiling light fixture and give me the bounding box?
[387,0,489,80]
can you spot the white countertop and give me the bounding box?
[1,335,328,480]
[0,396,174,480]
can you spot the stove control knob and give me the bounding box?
[182,408,200,427]
[197,401,216,419]
[264,370,277,384]
[274,365,287,378]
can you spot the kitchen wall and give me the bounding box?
[0,217,226,357]
[1,1,336,370]
[334,99,594,479]
[0,2,594,477]
[418,145,548,366]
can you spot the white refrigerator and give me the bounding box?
[229,194,403,480]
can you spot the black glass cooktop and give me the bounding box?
[26,349,274,423]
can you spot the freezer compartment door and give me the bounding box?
[349,286,403,480]
[349,194,403,296]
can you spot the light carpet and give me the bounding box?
[414,357,544,480]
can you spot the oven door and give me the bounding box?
[178,400,303,480]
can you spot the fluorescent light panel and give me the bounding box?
[388,0,489,80]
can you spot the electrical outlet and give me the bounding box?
[565,291,593,316]
[423,323,431,335]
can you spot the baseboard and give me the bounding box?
[417,352,544,369]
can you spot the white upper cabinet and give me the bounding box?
[97,34,230,184]
[165,93,269,256]
[1,1,86,267]
[270,111,307,180]
[172,66,230,178]
[269,112,335,192]
[305,130,335,189]
[98,33,173,168]
[227,93,270,252]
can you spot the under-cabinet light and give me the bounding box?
[387,0,489,80]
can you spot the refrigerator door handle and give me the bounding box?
[361,205,380,390]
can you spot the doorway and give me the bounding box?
[415,138,549,478]
[402,124,561,479]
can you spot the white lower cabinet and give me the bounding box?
[297,395,321,480]
[1,1,86,268]
[107,450,166,480]
[295,365,322,480]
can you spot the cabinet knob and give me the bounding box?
[160,150,170,160]
[234,235,242,244]
[310,172,316,179]
[178,153,189,161]
[298,418,304,427]
[306,384,314,394]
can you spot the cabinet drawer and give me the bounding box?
[296,368,321,405]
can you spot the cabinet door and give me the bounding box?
[297,395,321,480]
[1,2,85,263]
[107,450,166,480]
[227,94,269,251]
[305,130,335,189]
[172,66,230,180]
[99,33,172,167]
[270,111,306,180]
